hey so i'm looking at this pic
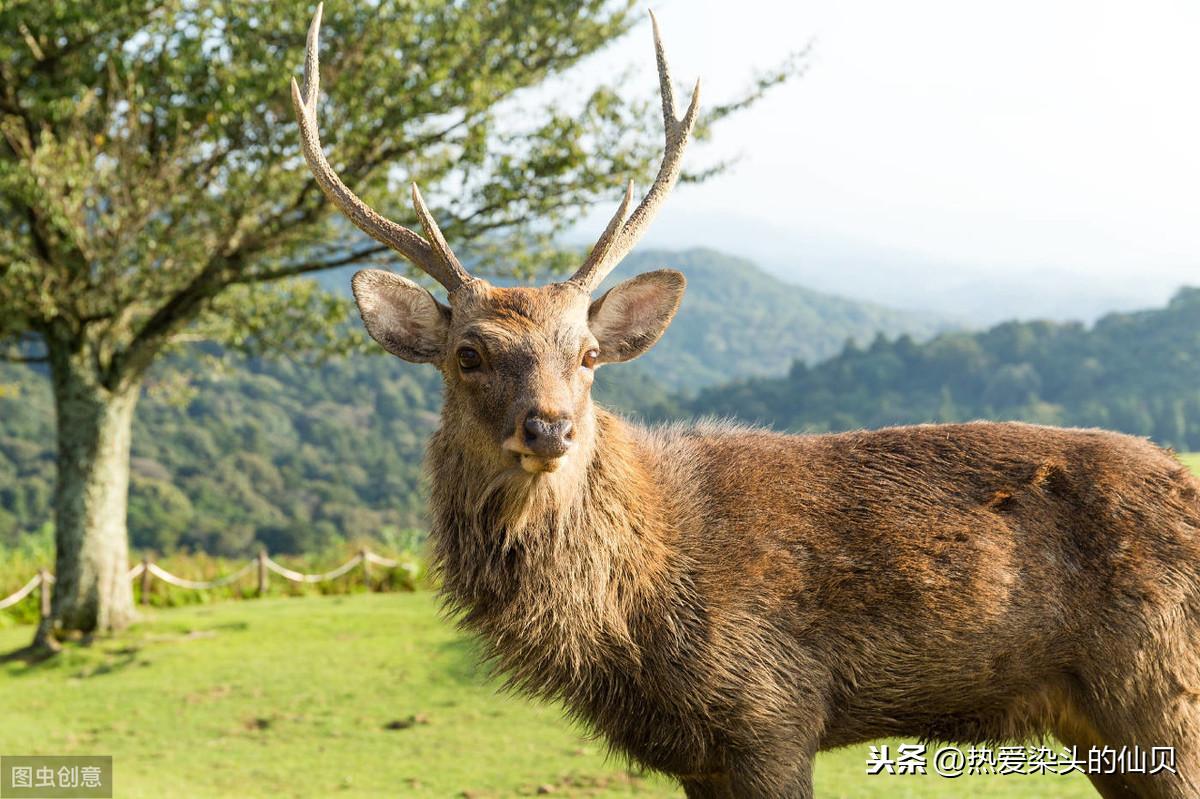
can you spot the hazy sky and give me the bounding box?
[563,0,1200,318]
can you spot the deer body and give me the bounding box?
[433,404,1200,798]
[290,7,1200,796]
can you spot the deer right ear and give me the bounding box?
[588,269,686,364]
[351,269,450,363]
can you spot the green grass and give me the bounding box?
[1178,452,1200,475]
[0,593,1098,798]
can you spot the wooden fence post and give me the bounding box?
[360,547,371,591]
[257,550,268,597]
[140,556,151,605]
[38,569,51,620]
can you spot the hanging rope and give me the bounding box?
[0,574,41,610]
[0,548,408,615]
[264,553,363,583]
[147,560,257,590]
[364,551,400,568]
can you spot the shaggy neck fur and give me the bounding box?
[427,406,687,700]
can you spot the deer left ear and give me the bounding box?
[588,269,685,364]
[351,269,450,363]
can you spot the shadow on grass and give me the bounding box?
[0,640,59,666]
[434,636,491,684]
[1,616,252,668]
[1,638,146,678]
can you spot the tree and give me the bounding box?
[0,0,794,649]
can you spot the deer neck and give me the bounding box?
[427,406,678,690]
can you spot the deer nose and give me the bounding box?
[522,412,574,458]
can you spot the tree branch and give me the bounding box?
[112,255,235,387]
[226,244,391,285]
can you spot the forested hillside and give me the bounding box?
[683,287,1200,449]
[4,248,945,553]
[9,251,1195,559]
[0,351,681,555]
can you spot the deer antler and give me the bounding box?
[290,3,474,293]
[568,10,701,294]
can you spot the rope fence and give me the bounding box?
[0,547,409,621]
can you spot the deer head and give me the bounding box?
[291,4,698,478]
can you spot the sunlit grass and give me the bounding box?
[2,594,1096,798]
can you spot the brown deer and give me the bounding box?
[291,6,1200,797]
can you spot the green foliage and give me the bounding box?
[683,287,1200,450]
[0,347,438,554]
[0,522,53,625]
[0,593,1097,797]
[0,0,795,371]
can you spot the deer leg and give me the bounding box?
[1100,703,1200,799]
[680,751,814,799]
[1056,674,1200,798]
[770,760,814,799]
[1053,706,1140,799]
[1062,707,1200,799]
[724,748,815,799]
[1070,601,1200,799]
[680,773,734,799]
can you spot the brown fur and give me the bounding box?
[358,278,1200,798]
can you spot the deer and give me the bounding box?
[290,6,1200,798]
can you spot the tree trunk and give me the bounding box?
[32,341,138,648]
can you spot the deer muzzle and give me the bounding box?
[503,410,575,474]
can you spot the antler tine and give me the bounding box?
[569,10,701,293]
[290,3,473,293]
[578,180,635,275]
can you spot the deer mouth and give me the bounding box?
[502,436,567,475]
[519,454,565,474]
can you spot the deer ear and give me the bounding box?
[588,269,685,364]
[351,269,450,363]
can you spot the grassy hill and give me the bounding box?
[0,592,1096,799]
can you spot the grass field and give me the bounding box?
[1,593,1097,798]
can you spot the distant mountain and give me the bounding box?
[318,247,956,393]
[679,287,1200,451]
[628,209,1189,325]
[605,249,956,392]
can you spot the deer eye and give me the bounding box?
[581,349,599,370]
[457,347,482,371]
